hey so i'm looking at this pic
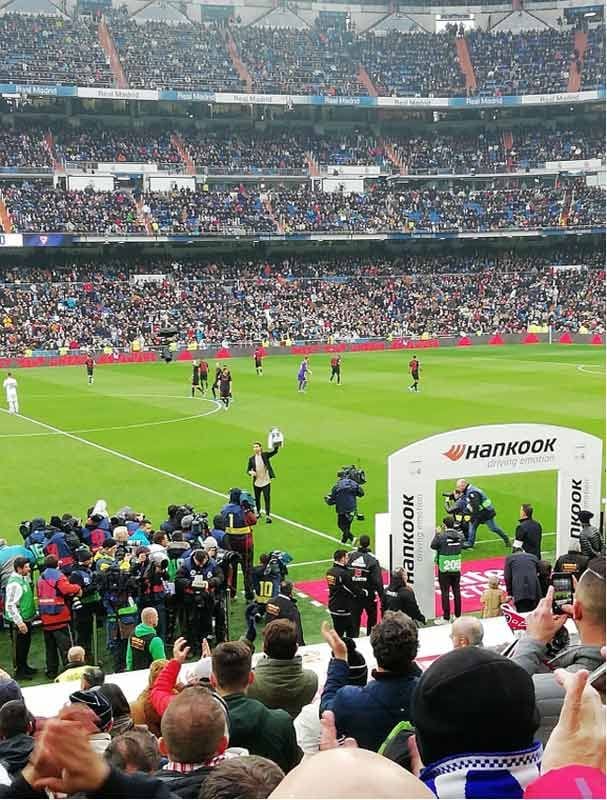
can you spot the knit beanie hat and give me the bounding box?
[68,689,113,732]
[412,648,539,765]
[343,637,368,686]
[203,536,218,552]
[0,679,23,710]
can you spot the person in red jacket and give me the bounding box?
[37,555,82,679]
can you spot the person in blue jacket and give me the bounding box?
[320,611,421,752]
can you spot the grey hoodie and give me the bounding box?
[510,637,604,745]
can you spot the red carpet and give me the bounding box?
[295,556,506,617]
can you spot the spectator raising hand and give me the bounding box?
[541,668,606,774]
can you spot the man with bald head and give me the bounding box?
[450,616,484,649]
[270,747,434,799]
[451,479,510,549]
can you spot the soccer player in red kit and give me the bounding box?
[85,355,95,385]
[329,355,342,384]
[199,359,209,394]
[253,346,264,376]
[408,355,420,393]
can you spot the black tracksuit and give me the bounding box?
[326,561,362,637]
[346,547,383,634]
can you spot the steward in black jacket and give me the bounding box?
[326,551,363,638]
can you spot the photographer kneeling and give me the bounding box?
[325,468,365,545]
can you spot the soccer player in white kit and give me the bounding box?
[3,372,19,414]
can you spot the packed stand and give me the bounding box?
[142,187,276,234]
[466,29,572,96]
[314,133,389,168]
[0,127,52,171]
[360,30,466,97]
[0,13,112,87]
[107,17,242,92]
[0,489,604,798]
[508,126,605,168]
[393,130,506,174]
[232,26,365,96]
[581,25,606,90]
[183,132,308,174]
[0,251,603,354]
[54,127,182,170]
[1,182,145,234]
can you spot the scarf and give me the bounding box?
[420,741,543,799]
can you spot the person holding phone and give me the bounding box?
[506,558,606,746]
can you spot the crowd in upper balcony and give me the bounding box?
[0,13,112,87]
[0,12,603,99]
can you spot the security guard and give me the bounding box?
[452,479,510,549]
[431,517,465,625]
[346,535,383,635]
[326,549,362,638]
[126,607,165,670]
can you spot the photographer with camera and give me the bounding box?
[202,537,229,644]
[137,551,169,641]
[347,535,384,635]
[37,555,82,680]
[99,561,140,673]
[69,548,101,660]
[175,548,224,652]
[221,488,258,601]
[450,479,510,549]
[325,467,365,545]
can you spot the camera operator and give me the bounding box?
[20,518,50,570]
[175,548,224,652]
[252,551,291,615]
[137,551,169,641]
[383,568,426,627]
[266,580,305,646]
[165,533,191,643]
[99,561,139,673]
[450,479,510,549]
[221,488,257,601]
[69,548,101,660]
[202,537,228,644]
[326,549,364,638]
[347,535,383,635]
[325,469,365,545]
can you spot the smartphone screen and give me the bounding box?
[552,572,574,613]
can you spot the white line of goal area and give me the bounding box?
[0,408,342,547]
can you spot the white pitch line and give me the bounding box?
[0,409,342,547]
[475,532,556,545]
[0,399,222,438]
[290,558,334,568]
[577,365,605,376]
[310,600,324,607]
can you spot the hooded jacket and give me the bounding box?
[247,654,318,718]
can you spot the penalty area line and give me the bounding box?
[0,409,342,547]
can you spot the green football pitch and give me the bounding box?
[0,344,604,675]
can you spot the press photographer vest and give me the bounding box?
[436,532,463,573]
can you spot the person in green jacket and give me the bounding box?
[211,640,303,773]
[247,619,317,718]
[126,607,166,671]
[4,557,37,679]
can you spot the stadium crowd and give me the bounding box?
[0,250,602,354]
[107,16,243,92]
[232,26,364,96]
[2,179,603,235]
[0,11,602,98]
[0,13,112,87]
[0,490,604,798]
[360,30,466,97]
[0,124,603,174]
[466,29,573,96]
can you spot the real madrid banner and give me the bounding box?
[388,424,603,620]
